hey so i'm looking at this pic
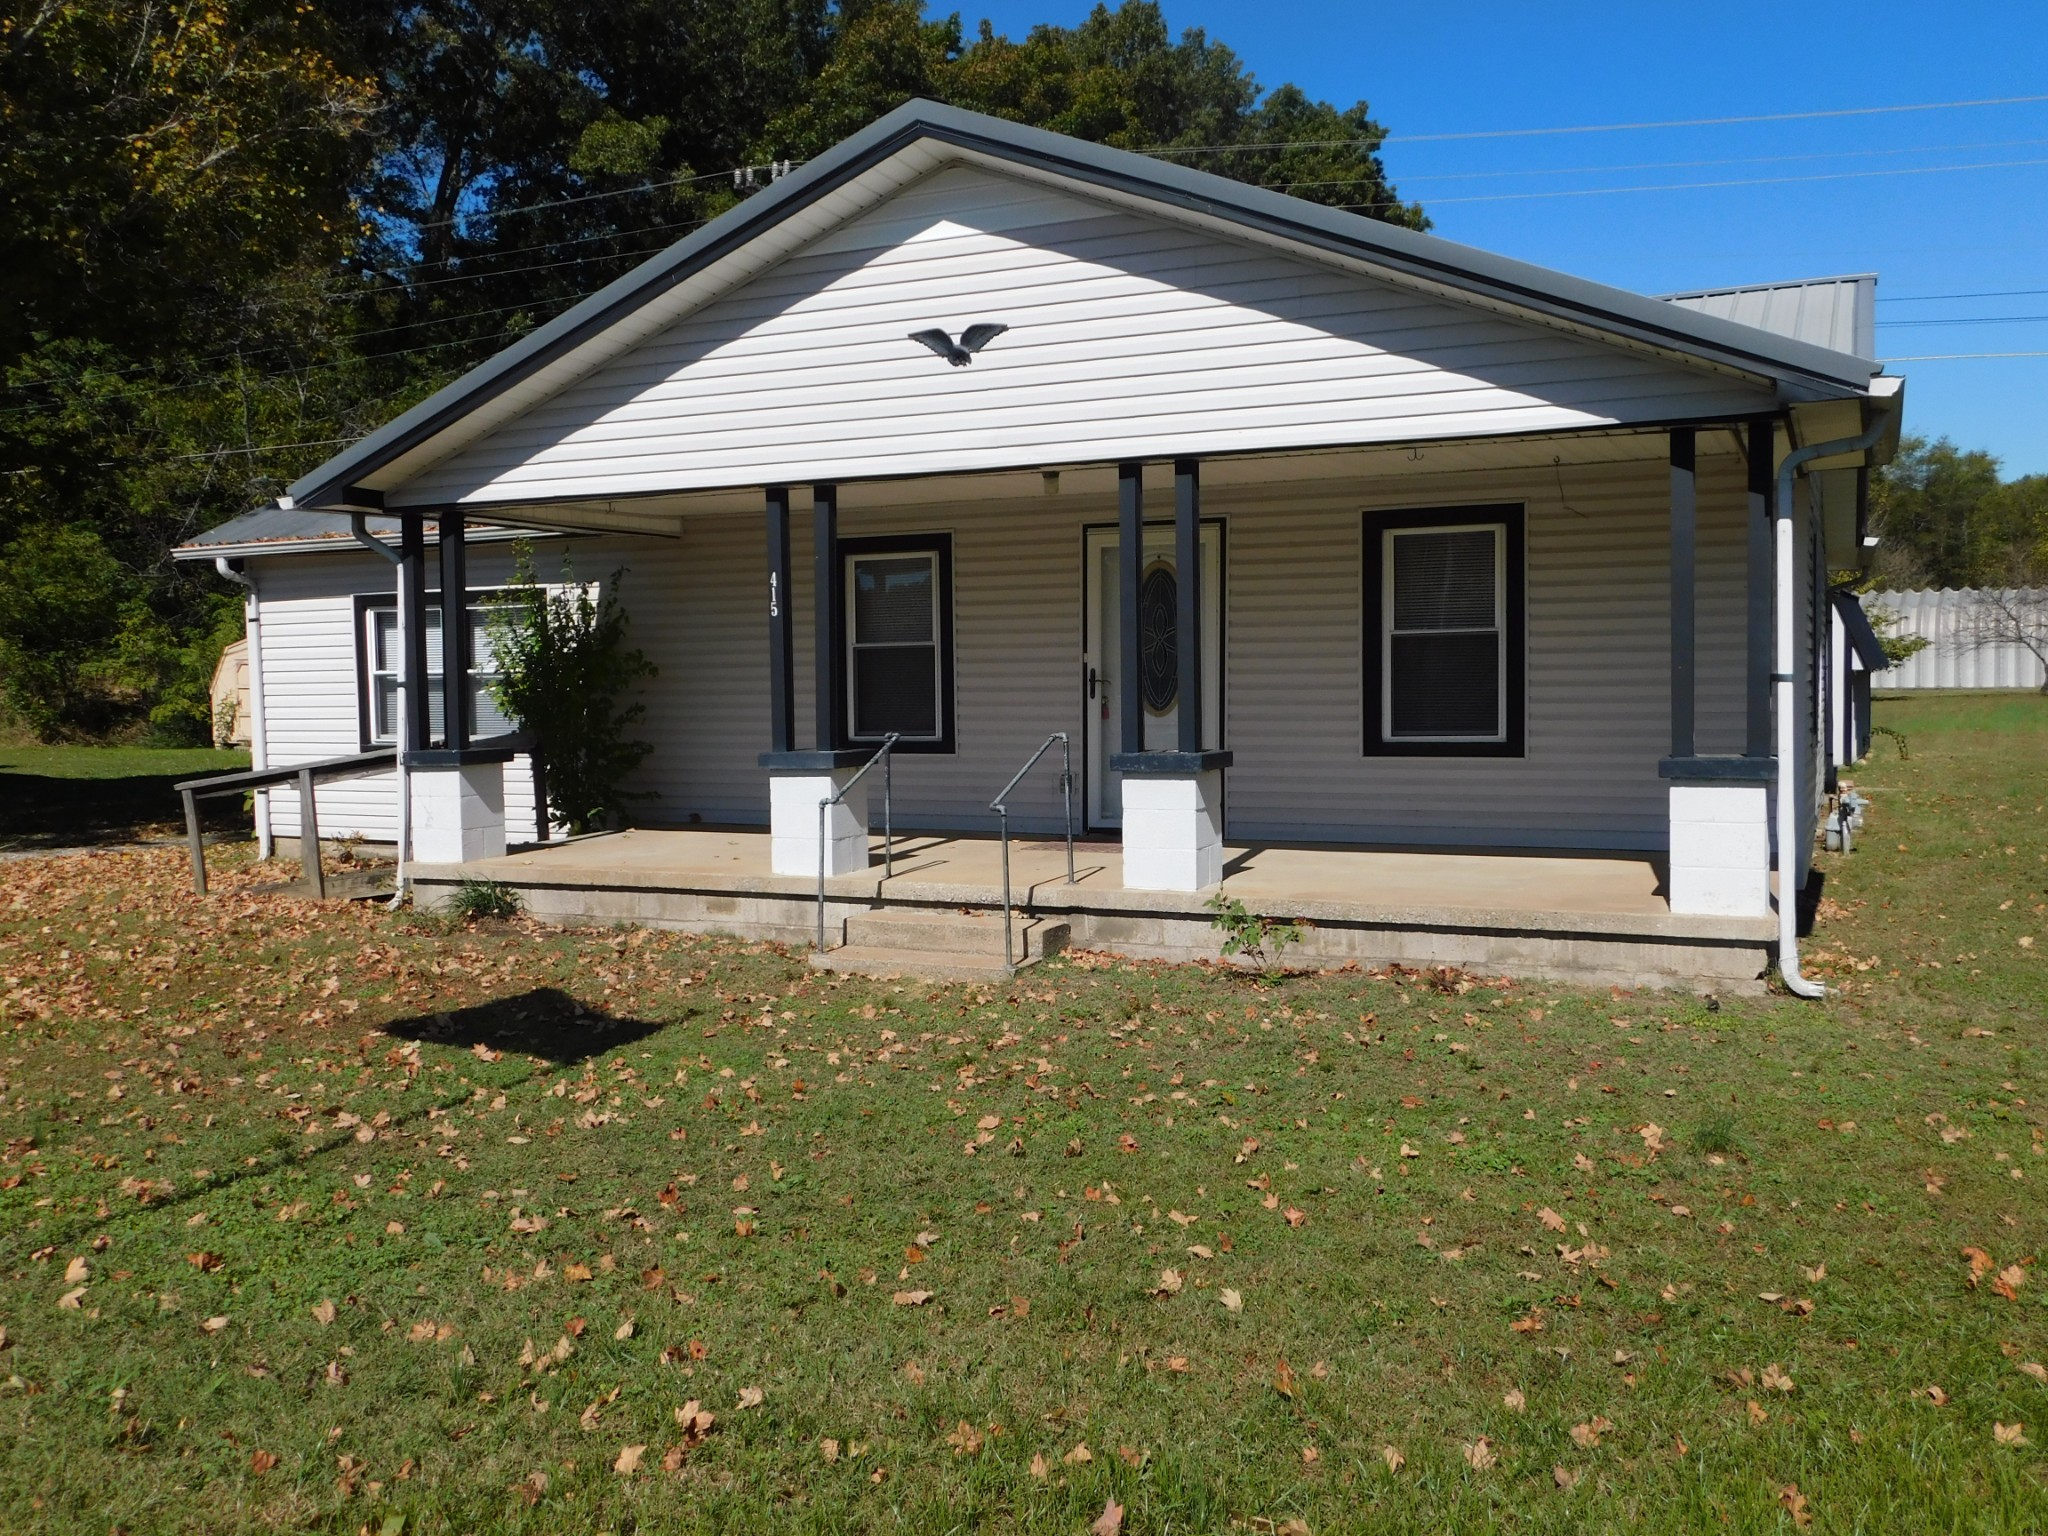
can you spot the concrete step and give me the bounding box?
[842,908,1069,959]
[807,908,1069,980]
[808,945,1025,981]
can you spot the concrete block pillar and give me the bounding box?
[412,761,507,865]
[769,768,869,878]
[1121,768,1224,892]
[1667,780,1770,917]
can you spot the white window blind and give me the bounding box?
[363,603,518,745]
[1383,525,1506,742]
[846,552,940,741]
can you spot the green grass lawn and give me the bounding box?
[0,744,251,781]
[0,695,2041,1534]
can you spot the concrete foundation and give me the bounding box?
[411,828,1775,993]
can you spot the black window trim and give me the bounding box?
[1361,503,1527,759]
[352,588,522,753]
[836,532,956,755]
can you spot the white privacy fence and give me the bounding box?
[1866,588,2047,690]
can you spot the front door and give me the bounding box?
[1082,522,1222,827]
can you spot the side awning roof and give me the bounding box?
[1832,589,1892,671]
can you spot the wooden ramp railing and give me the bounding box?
[174,750,397,897]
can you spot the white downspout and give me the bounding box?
[213,558,272,860]
[1773,413,1889,999]
[350,516,410,905]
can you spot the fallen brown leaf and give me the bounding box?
[1090,1496,1124,1536]
[946,1420,983,1456]
[1780,1484,1812,1529]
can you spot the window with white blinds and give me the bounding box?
[839,534,954,751]
[1363,506,1524,757]
[1384,524,1505,742]
[360,598,519,748]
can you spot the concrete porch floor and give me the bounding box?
[456,827,1674,917]
[415,827,1774,992]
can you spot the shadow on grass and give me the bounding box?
[380,986,670,1067]
[0,770,241,850]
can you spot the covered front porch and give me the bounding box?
[385,422,1792,924]
[413,826,1775,991]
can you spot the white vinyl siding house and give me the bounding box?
[176,100,1902,989]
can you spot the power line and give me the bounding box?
[1338,155,2048,208]
[366,213,713,279]
[140,438,355,464]
[1879,351,2048,361]
[1276,136,2048,192]
[1139,91,2048,155]
[1879,315,2048,327]
[1879,287,2048,304]
[381,160,790,234]
[0,324,549,422]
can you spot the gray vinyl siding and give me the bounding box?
[251,550,541,844]
[398,164,1777,508]
[253,451,1756,854]
[1223,453,1747,849]
[610,450,1747,850]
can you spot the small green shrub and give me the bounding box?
[1204,892,1305,980]
[447,878,522,922]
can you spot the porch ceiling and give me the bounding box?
[448,422,1751,536]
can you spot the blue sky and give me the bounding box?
[969,1,2048,474]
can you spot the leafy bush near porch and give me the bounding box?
[0,694,2041,1533]
[486,545,656,834]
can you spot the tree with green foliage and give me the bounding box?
[1,0,378,738]
[1870,434,2048,590]
[763,1,1423,225]
[2,0,1420,742]
[485,548,656,834]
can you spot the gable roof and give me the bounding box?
[284,99,1883,517]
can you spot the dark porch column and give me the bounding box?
[1745,417,1774,758]
[1668,429,1696,760]
[813,484,840,752]
[765,487,795,755]
[1175,457,1202,754]
[400,514,431,753]
[1118,461,1143,756]
[437,508,468,751]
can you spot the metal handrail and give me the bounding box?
[990,732,1076,969]
[816,734,900,952]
